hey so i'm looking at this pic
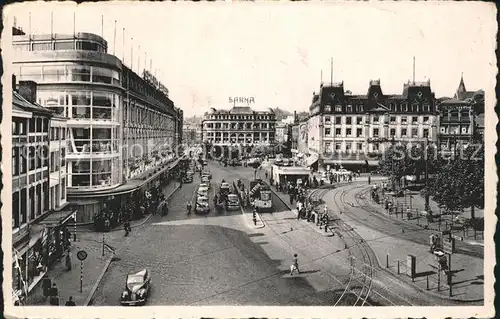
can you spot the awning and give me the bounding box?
[305,155,319,167]
[39,210,77,227]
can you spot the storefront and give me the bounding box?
[271,164,312,187]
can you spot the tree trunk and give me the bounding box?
[470,205,475,220]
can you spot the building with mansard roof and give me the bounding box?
[306,79,439,171]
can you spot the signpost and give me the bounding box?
[77,250,87,293]
[441,234,455,297]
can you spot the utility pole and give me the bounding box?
[424,138,430,211]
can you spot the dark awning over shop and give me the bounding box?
[39,210,77,227]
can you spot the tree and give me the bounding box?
[423,144,484,219]
[378,142,444,190]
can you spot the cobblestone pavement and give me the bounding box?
[90,161,362,305]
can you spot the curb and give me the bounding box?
[84,252,115,306]
[327,183,484,303]
[240,206,265,229]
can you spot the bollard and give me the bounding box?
[426,275,429,290]
[344,243,348,249]
[386,254,389,268]
[397,260,400,274]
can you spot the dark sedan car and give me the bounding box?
[121,269,150,305]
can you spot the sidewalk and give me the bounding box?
[327,184,484,302]
[241,206,265,229]
[270,182,484,303]
[365,183,484,246]
[27,232,114,306]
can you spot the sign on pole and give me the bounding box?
[443,238,456,255]
[77,250,87,293]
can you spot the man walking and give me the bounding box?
[290,253,300,275]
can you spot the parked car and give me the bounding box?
[198,186,209,197]
[226,194,241,210]
[195,200,210,214]
[121,269,151,306]
[183,175,193,183]
[220,182,231,195]
[201,176,210,184]
[199,182,210,190]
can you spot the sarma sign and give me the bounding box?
[229,97,255,104]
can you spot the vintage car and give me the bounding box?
[198,186,209,197]
[199,182,211,190]
[201,175,210,184]
[121,269,151,306]
[226,194,241,211]
[195,200,210,214]
[220,182,231,195]
[183,175,194,183]
[202,170,212,179]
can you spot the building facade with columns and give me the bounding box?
[12,29,183,222]
[307,80,439,170]
[202,106,276,157]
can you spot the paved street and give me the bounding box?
[90,161,361,305]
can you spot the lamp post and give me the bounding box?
[424,137,430,212]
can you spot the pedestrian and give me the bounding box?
[65,296,76,306]
[290,253,300,275]
[49,283,59,306]
[65,250,72,271]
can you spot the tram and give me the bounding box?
[249,179,273,213]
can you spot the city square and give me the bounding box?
[4,2,495,318]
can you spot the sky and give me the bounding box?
[4,2,497,117]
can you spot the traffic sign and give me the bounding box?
[443,238,456,255]
[77,250,88,261]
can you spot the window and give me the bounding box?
[423,129,429,138]
[356,128,363,137]
[390,128,396,136]
[335,143,341,151]
[335,128,341,136]
[346,105,352,113]
[29,146,36,170]
[390,116,396,123]
[346,143,352,151]
[346,117,352,125]
[401,116,407,124]
[54,41,74,50]
[324,105,331,112]
[335,116,341,125]
[325,116,331,123]
[402,128,408,136]
[324,142,332,152]
[412,129,418,137]
[12,147,19,176]
[412,116,418,124]
[346,128,352,136]
[373,116,379,123]
[373,143,379,152]
[357,116,363,125]
[325,128,331,136]
[335,105,342,112]
[423,116,429,124]
[357,143,363,150]
[373,128,379,137]
[12,192,20,229]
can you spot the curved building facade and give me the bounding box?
[13,32,182,222]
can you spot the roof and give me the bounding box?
[439,98,470,105]
[13,91,53,115]
[230,106,254,114]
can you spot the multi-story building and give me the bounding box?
[12,29,183,222]
[12,77,72,303]
[307,80,439,171]
[202,106,276,157]
[182,124,198,146]
[275,123,288,144]
[437,76,485,150]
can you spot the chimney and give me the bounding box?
[18,81,37,104]
[12,74,17,92]
[294,111,297,123]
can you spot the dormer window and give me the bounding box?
[346,105,352,113]
[335,105,342,112]
[324,105,332,112]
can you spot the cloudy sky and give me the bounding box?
[5,2,496,117]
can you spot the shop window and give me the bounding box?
[72,174,91,187]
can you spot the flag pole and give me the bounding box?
[28,12,32,40]
[50,11,54,40]
[122,28,125,62]
[113,20,117,55]
[137,45,140,74]
[131,37,134,70]
[101,15,104,37]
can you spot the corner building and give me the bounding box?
[307,80,439,171]
[13,31,182,222]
